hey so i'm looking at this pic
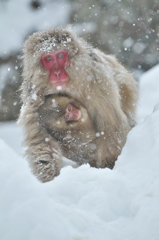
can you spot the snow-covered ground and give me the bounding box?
[0,65,159,240]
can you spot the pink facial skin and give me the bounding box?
[41,50,70,88]
[64,104,81,122]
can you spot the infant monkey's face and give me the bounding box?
[64,103,81,123]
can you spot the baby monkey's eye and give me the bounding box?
[67,105,72,112]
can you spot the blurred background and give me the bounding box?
[0,0,158,121]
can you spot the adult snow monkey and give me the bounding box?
[18,27,138,182]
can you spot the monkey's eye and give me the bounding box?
[57,53,63,59]
[45,56,53,61]
[67,105,72,112]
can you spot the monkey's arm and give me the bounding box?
[18,101,62,182]
[85,94,130,169]
[85,51,136,168]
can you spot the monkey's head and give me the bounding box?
[23,27,88,90]
[23,27,94,99]
[38,94,91,131]
[64,103,81,123]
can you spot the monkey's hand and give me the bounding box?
[19,101,62,182]
[35,161,56,182]
[95,137,117,169]
[26,129,62,182]
[26,127,63,182]
[32,151,62,183]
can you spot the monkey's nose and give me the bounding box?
[54,70,61,78]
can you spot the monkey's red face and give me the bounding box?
[65,104,81,122]
[41,50,69,88]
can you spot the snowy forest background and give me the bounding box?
[0,0,159,121]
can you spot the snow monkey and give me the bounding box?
[19,27,138,182]
[38,94,97,167]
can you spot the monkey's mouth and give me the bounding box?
[51,78,69,88]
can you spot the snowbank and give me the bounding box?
[0,65,159,240]
[138,64,159,120]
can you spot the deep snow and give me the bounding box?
[0,65,159,240]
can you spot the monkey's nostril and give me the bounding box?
[67,106,71,112]
[54,71,61,77]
